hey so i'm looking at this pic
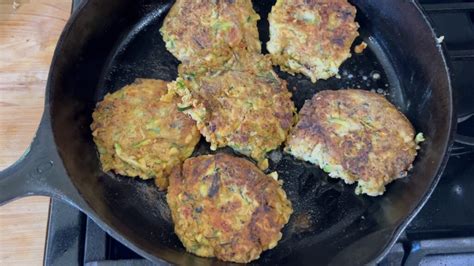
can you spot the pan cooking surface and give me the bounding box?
[94,0,411,262]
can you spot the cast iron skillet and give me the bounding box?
[0,0,455,265]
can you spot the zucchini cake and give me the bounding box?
[267,0,359,82]
[167,153,293,263]
[91,79,201,189]
[169,53,295,169]
[160,0,261,65]
[285,89,421,196]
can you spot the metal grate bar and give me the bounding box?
[421,2,474,13]
[449,49,474,61]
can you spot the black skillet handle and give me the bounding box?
[0,0,88,208]
[0,113,85,208]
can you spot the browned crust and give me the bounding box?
[90,79,200,189]
[167,154,293,263]
[160,0,260,64]
[268,0,359,81]
[174,53,296,165]
[277,0,358,51]
[286,89,417,193]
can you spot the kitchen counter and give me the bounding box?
[0,0,71,265]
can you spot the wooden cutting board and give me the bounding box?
[0,1,71,265]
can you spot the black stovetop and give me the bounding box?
[43,1,474,265]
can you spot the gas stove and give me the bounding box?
[43,1,474,265]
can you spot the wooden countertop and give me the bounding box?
[0,0,71,265]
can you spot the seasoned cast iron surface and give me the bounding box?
[98,0,398,259]
[52,0,444,264]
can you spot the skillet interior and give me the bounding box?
[48,0,453,264]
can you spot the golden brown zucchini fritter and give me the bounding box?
[90,79,200,189]
[285,89,419,196]
[167,153,293,263]
[267,0,359,82]
[169,53,295,169]
[160,0,260,65]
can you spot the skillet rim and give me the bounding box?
[44,0,456,264]
[366,0,455,264]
